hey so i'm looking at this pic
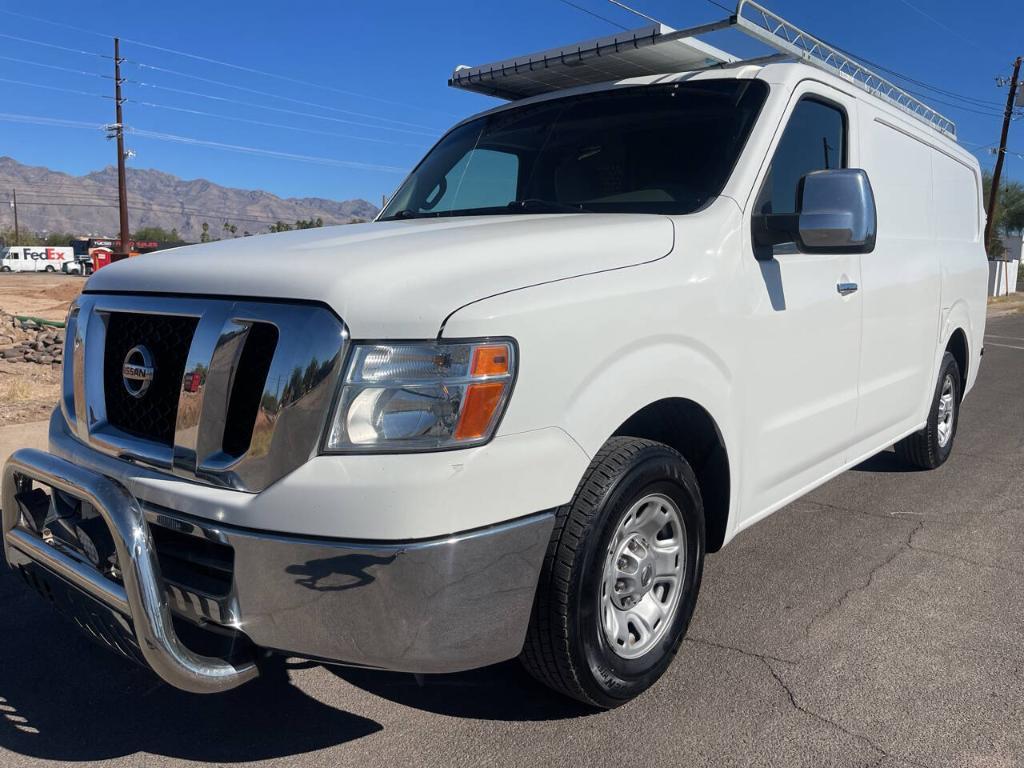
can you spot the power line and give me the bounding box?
[0,112,107,131]
[0,76,109,100]
[0,111,410,174]
[0,31,105,58]
[133,101,429,148]
[0,8,457,119]
[126,80,440,137]
[893,0,987,55]
[0,54,106,80]
[125,127,409,173]
[700,0,734,13]
[607,0,662,25]
[554,0,629,30]
[832,50,1006,110]
[897,90,1005,118]
[126,61,446,131]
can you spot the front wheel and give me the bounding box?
[0,266,9,272]
[895,351,962,469]
[521,437,705,708]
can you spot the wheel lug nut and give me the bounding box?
[617,557,628,569]
[615,579,626,592]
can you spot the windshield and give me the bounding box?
[380,80,768,220]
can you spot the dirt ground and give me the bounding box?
[0,274,82,426]
[0,272,85,322]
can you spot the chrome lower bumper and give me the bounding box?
[1,449,258,693]
[2,441,555,691]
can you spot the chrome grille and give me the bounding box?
[102,312,199,445]
[62,294,348,492]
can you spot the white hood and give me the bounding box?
[85,214,675,338]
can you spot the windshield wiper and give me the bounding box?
[387,209,427,220]
[507,199,591,214]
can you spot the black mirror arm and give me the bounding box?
[752,213,800,248]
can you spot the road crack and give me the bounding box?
[684,636,796,666]
[762,660,934,768]
[803,519,925,642]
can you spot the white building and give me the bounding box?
[989,234,1022,296]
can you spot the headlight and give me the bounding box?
[323,339,516,453]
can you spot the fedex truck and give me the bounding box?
[0,246,75,273]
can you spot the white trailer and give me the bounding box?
[0,246,75,273]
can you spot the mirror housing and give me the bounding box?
[753,168,877,256]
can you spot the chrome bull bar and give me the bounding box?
[1,448,258,693]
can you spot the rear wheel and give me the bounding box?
[44,265,55,272]
[895,351,961,469]
[521,437,705,708]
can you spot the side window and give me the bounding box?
[756,97,846,216]
[426,148,520,213]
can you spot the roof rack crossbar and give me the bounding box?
[733,0,956,138]
[448,1,956,139]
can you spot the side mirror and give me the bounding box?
[753,169,877,256]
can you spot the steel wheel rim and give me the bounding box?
[599,492,686,660]
[937,374,955,448]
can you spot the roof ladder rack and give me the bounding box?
[449,0,956,140]
[733,1,956,138]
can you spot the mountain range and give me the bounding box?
[0,157,380,241]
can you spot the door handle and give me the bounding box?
[836,282,859,296]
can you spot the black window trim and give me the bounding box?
[753,91,850,224]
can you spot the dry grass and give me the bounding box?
[0,377,34,403]
[0,360,61,426]
[988,292,1024,317]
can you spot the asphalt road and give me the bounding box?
[1,312,1023,768]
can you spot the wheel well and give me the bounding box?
[612,398,731,553]
[946,328,968,393]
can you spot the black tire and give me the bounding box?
[895,351,961,469]
[521,437,705,708]
[0,266,10,272]
[44,265,55,273]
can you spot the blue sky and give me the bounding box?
[0,0,1020,205]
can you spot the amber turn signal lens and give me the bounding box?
[455,381,507,439]
[470,344,510,377]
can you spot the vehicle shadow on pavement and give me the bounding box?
[850,448,922,474]
[328,660,596,721]
[0,575,382,763]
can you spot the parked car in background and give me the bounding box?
[61,257,93,276]
[1,2,989,709]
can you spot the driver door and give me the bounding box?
[738,87,864,522]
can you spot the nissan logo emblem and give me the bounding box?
[122,345,155,399]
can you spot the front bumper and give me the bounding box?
[1,448,554,692]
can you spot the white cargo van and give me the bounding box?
[0,246,74,273]
[1,1,988,707]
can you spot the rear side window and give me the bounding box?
[756,97,847,216]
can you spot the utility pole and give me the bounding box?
[11,188,18,244]
[113,38,130,257]
[985,56,1022,253]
